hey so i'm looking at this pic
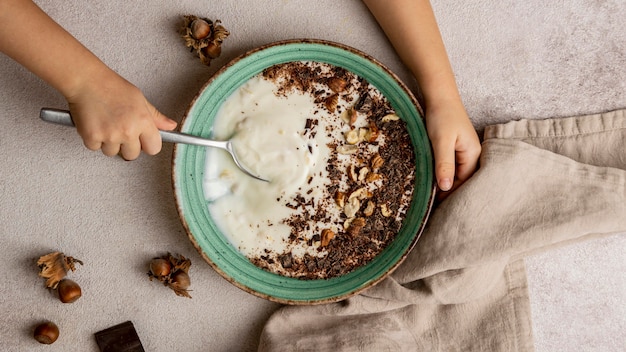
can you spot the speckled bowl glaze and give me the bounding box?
[172,39,435,305]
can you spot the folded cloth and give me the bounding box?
[258,109,626,352]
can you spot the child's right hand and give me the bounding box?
[67,68,177,160]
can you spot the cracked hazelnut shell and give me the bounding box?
[37,252,83,289]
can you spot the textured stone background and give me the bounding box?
[0,1,623,351]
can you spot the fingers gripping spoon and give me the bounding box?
[39,108,268,182]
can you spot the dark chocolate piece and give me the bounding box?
[95,321,145,352]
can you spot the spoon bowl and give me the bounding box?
[157,130,266,181]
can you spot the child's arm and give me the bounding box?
[0,0,176,160]
[363,0,481,192]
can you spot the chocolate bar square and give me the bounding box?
[94,321,145,352]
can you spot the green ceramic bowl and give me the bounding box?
[173,39,435,305]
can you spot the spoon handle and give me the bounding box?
[39,108,75,127]
[158,130,228,150]
[39,108,228,150]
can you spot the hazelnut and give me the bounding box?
[367,121,379,142]
[363,201,375,216]
[343,217,354,230]
[57,278,81,303]
[334,191,346,208]
[343,197,360,218]
[345,130,360,145]
[370,153,384,171]
[34,321,59,344]
[357,167,369,182]
[340,107,358,126]
[325,94,339,112]
[167,270,192,298]
[327,77,348,93]
[190,19,212,40]
[320,229,335,247]
[347,164,358,182]
[150,258,172,278]
[358,128,369,143]
[348,107,358,126]
[170,271,191,291]
[340,109,351,124]
[202,41,222,59]
[349,187,371,201]
[380,203,393,217]
[381,113,401,122]
[336,144,358,155]
[366,172,382,183]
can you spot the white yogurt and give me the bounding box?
[204,75,336,257]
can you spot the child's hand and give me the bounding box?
[425,101,481,194]
[67,69,177,160]
[361,0,481,196]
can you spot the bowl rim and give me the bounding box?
[172,38,436,305]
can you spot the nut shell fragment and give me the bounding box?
[337,144,358,155]
[346,217,366,237]
[37,252,83,289]
[358,128,369,143]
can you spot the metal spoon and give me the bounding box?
[39,108,268,182]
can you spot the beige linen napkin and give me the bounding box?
[258,109,626,351]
